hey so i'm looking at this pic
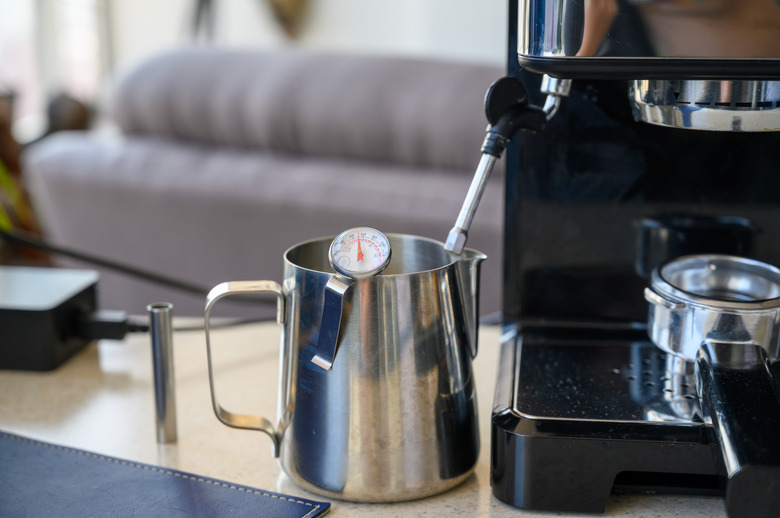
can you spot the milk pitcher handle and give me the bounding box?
[204,280,285,457]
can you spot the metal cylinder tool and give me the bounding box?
[148,302,177,444]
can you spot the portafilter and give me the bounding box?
[645,254,780,517]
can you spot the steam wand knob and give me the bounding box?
[445,77,546,254]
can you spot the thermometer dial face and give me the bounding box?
[329,227,392,279]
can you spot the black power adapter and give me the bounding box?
[0,266,100,371]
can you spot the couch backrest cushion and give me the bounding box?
[109,48,503,172]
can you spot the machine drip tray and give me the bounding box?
[491,331,722,513]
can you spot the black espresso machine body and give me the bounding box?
[493,1,780,516]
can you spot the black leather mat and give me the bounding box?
[0,431,330,517]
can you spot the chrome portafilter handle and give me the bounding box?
[644,255,780,518]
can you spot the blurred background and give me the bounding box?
[0,1,509,316]
[1,0,506,144]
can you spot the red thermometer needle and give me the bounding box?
[357,235,364,262]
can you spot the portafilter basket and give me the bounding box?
[645,254,780,518]
[645,254,780,361]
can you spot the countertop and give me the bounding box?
[0,320,728,517]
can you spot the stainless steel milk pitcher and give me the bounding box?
[204,233,485,502]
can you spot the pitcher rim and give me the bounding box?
[283,233,486,278]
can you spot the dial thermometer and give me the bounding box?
[312,227,392,371]
[329,227,392,279]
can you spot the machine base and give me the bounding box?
[490,328,723,512]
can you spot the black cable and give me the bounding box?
[127,315,270,333]
[1,229,212,295]
[175,317,271,332]
[78,312,272,341]
[2,229,278,339]
[2,229,209,294]
[1,229,280,310]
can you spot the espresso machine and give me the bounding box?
[490,1,780,517]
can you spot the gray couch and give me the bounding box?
[23,48,505,318]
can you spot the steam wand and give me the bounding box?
[444,77,548,254]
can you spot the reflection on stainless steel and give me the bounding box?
[540,75,572,119]
[205,234,485,502]
[519,0,780,59]
[646,254,780,361]
[630,80,780,131]
[519,1,780,131]
[643,353,698,421]
[148,302,178,444]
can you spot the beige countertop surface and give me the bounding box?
[0,320,728,517]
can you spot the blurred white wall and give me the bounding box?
[110,0,508,74]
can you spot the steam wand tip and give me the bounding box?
[444,227,468,255]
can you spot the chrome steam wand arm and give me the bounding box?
[445,154,498,254]
[445,77,547,254]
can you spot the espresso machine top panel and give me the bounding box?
[518,0,780,78]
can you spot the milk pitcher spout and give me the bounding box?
[453,249,487,359]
